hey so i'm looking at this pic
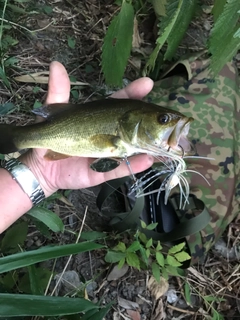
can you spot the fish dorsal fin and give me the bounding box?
[44,150,71,161]
[32,103,77,119]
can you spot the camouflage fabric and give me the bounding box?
[147,52,240,264]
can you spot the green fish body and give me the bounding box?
[0,99,193,159]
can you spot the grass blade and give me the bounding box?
[0,242,103,273]
[0,293,99,316]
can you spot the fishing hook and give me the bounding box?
[178,144,185,158]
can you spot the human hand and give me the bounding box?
[20,62,154,197]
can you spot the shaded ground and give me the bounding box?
[1,1,240,319]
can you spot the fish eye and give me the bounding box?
[158,114,169,124]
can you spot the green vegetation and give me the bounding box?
[102,0,240,86]
[105,221,190,281]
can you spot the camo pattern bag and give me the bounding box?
[147,53,240,263]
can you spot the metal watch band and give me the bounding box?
[1,158,45,206]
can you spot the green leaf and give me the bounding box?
[118,257,126,269]
[138,231,147,244]
[184,282,192,306]
[27,207,64,233]
[168,242,185,254]
[0,242,103,274]
[80,303,113,320]
[165,265,185,277]
[161,267,169,280]
[28,265,43,295]
[156,252,165,267]
[210,29,240,74]
[140,220,147,229]
[144,0,182,74]
[85,64,94,73]
[68,37,76,49]
[43,5,53,14]
[32,86,41,93]
[32,219,52,239]
[212,310,225,320]
[4,56,19,67]
[209,0,240,74]
[127,241,141,252]
[1,221,28,254]
[80,231,107,241]
[105,251,126,263]
[102,0,134,86]
[174,251,191,262]
[212,0,227,22]
[145,248,151,258]
[146,238,153,248]
[139,245,149,265]
[114,241,126,252]
[151,0,167,16]
[18,267,52,294]
[234,27,240,38]
[33,100,42,109]
[0,66,11,89]
[126,252,140,269]
[71,89,79,99]
[156,241,162,251]
[166,255,182,267]
[146,223,158,230]
[145,0,197,73]
[0,293,99,316]
[0,272,18,291]
[152,262,160,282]
[163,0,197,60]
[209,0,240,54]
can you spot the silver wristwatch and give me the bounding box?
[1,158,45,206]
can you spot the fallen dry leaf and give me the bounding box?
[151,299,165,320]
[14,72,90,86]
[113,312,121,320]
[132,17,141,49]
[118,297,139,310]
[127,309,141,320]
[147,276,169,300]
[107,264,129,281]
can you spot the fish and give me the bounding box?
[0,99,194,162]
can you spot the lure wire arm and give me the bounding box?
[124,155,137,183]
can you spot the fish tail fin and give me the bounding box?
[0,125,19,154]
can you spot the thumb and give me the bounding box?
[46,61,71,104]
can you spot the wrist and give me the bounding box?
[19,151,58,199]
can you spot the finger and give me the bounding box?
[46,61,71,104]
[111,77,154,100]
[103,154,154,181]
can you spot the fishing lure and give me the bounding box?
[128,153,212,209]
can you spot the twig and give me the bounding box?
[0,17,55,33]
[51,206,88,296]
[167,304,196,315]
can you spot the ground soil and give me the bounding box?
[1,1,240,319]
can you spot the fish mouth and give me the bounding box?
[168,117,194,155]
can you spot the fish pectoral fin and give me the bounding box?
[90,134,125,155]
[44,150,71,161]
[90,158,121,172]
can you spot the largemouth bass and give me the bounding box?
[0,99,193,160]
